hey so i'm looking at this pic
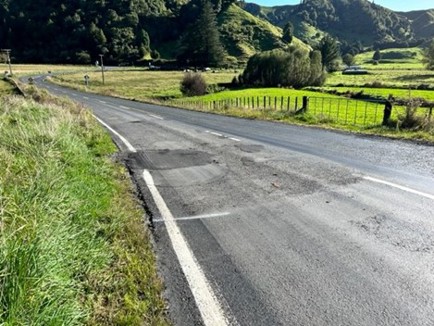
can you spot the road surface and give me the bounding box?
[33,77,434,326]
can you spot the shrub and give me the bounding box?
[242,49,326,88]
[398,99,426,130]
[180,72,207,97]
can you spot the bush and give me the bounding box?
[180,73,207,97]
[242,48,326,88]
[397,99,431,130]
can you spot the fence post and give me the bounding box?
[302,96,309,112]
[363,102,368,126]
[429,107,433,121]
[345,100,349,124]
[274,97,277,110]
[382,100,392,126]
[354,101,358,125]
[287,97,290,111]
[295,97,298,111]
[264,96,266,109]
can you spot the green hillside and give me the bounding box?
[0,0,304,65]
[244,0,419,47]
[218,4,304,63]
[401,10,434,39]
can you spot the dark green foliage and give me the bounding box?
[244,0,418,48]
[373,49,382,61]
[342,53,355,66]
[179,0,226,67]
[242,48,326,88]
[423,40,434,70]
[318,35,340,72]
[180,72,208,96]
[282,22,294,44]
[0,0,167,64]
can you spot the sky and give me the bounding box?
[248,0,434,12]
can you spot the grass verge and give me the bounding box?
[0,86,168,325]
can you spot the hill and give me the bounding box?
[400,10,434,39]
[0,0,303,65]
[243,0,422,48]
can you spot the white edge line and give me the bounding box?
[363,176,434,201]
[93,116,137,153]
[83,96,89,100]
[93,116,229,325]
[210,132,223,137]
[120,105,130,110]
[229,137,241,142]
[143,170,229,326]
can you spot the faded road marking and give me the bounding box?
[153,212,231,223]
[149,114,164,120]
[364,176,434,201]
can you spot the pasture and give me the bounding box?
[44,53,434,141]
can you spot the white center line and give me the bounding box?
[99,100,107,104]
[94,116,230,326]
[120,105,130,110]
[83,96,89,100]
[149,114,164,120]
[363,176,434,201]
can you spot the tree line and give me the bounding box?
[0,0,236,65]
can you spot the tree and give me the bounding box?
[318,35,340,72]
[242,48,326,88]
[423,41,434,70]
[282,22,294,44]
[373,49,381,62]
[342,53,355,67]
[179,0,226,67]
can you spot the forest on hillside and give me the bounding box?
[0,0,236,64]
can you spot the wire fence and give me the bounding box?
[172,95,433,128]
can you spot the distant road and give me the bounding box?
[34,76,434,326]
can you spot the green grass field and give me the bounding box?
[46,59,433,141]
[317,86,434,102]
[5,64,93,77]
[52,69,239,100]
[0,87,168,325]
[171,87,404,127]
[326,48,433,88]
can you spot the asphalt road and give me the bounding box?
[34,77,434,326]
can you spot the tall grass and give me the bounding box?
[0,91,168,325]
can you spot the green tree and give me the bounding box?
[423,41,434,70]
[318,35,340,72]
[342,53,355,67]
[373,49,382,62]
[242,48,326,88]
[309,50,326,86]
[180,0,226,67]
[282,22,294,44]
